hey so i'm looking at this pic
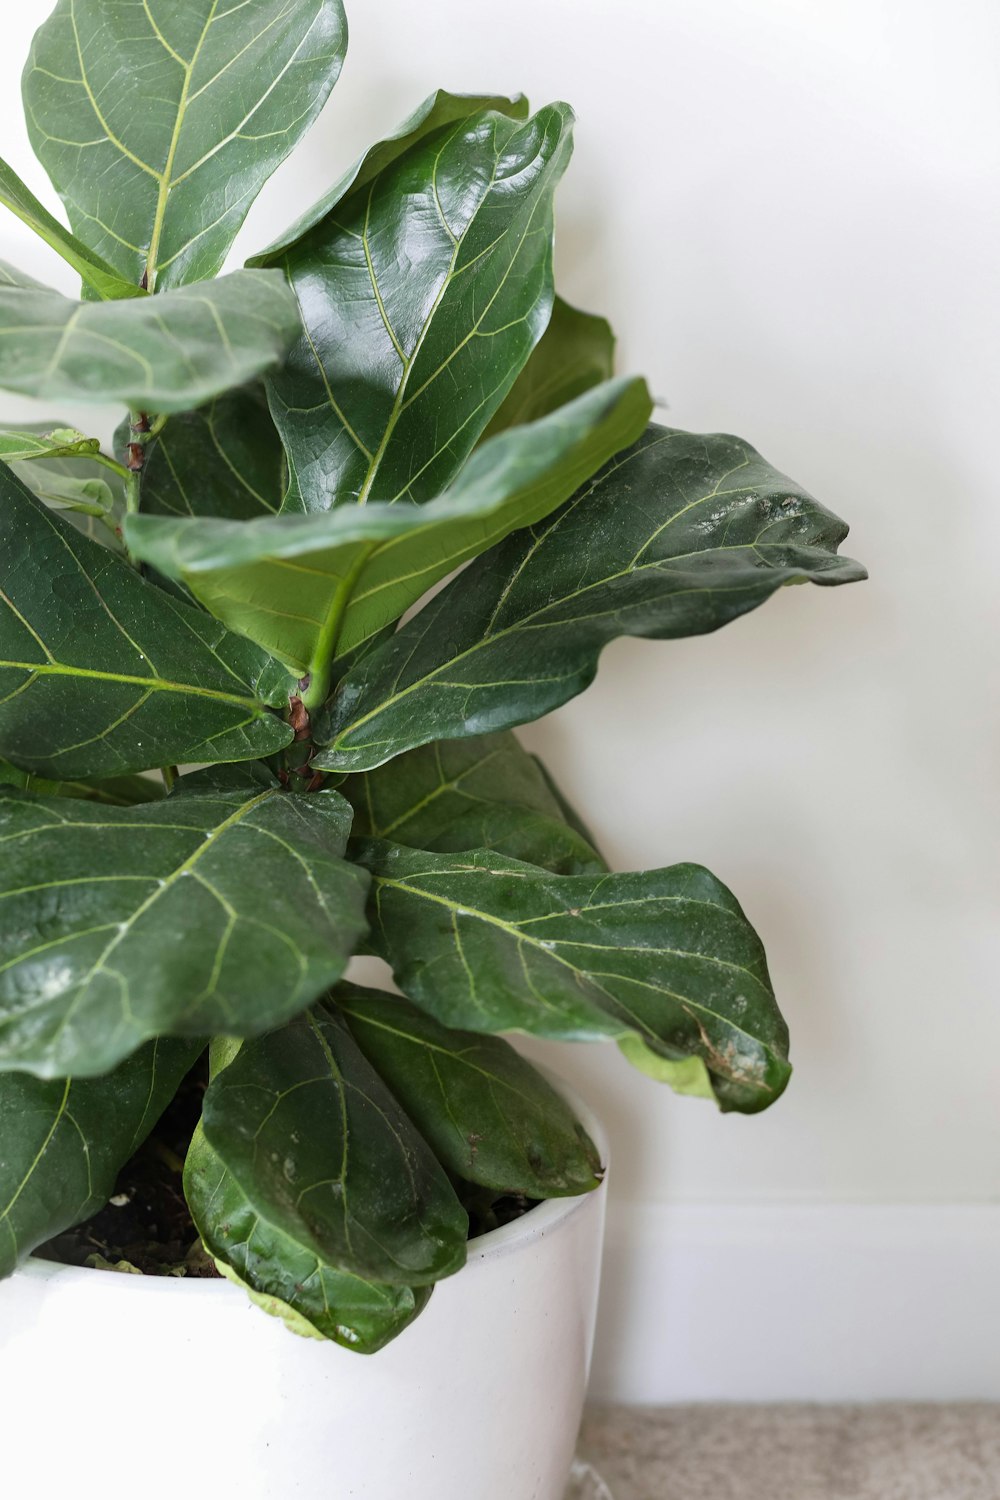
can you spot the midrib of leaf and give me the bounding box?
[164,9,327,188]
[145,2,218,287]
[0,658,271,712]
[0,814,226,847]
[152,4,332,284]
[371,870,775,1069]
[0,1077,71,1245]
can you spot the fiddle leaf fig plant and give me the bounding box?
[0,0,866,1354]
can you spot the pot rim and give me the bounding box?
[20,1065,608,1295]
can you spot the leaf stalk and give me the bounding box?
[301,544,376,715]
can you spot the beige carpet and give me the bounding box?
[578,1405,1000,1500]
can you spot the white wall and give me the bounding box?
[2,0,998,1397]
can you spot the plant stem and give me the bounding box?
[124,465,141,517]
[120,464,142,568]
[90,452,131,481]
[300,545,375,714]
[120,407,155,566]
[160,764,177,793]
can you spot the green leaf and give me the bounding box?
[0,269,299,412]
[186,1122,432,1354]
[0,155,144,300]
[0,774,369,1078]
[138,384,286,520]
[336,983,604,1196]
[24,0,348,290]
[0,757,161,806]
[484,295,615,438]
[4,436,124,552]
[0,466,296,779]
[2,424,121,543]
[0,424,101,462]
[124,377,652,674]
[9,461,114,517]
[344,731,605,876]
[315,425,868,771]
[352,841,791,1114]
[0,1037,201,1277]
[253,88,529,263]
[200,1008,468,1284]
[258,97,574,511]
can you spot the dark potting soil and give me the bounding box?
[37,1054,539,1280]
[456,1181,541,1239]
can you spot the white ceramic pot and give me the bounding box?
[0,1081,607,1500]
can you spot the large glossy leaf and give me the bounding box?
[0,772,369,1079]
[201,1009,468,1284]
[186,1123,431,1353]
[138,384,286,520]
[353,841,790,1114]
[0,155,143,300]
[344,731,605,876]
[125,377,651,672]
[0,467,295,779]
[336,983,603,1196]
[257,97,573,511]
[24,0,347,290]
[0,270,298,412]
[0,1037,201,1277]
[483,295,615,438]
[316,426,868,770]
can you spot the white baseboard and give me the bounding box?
[589,1203,1000,1403]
